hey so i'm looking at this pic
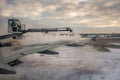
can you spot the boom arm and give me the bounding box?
[8,18,72,39]
[23,27,72,33]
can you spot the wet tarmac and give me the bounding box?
[0,34,120,80]
[0,45,120,80]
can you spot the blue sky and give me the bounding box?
[0,0,120,34]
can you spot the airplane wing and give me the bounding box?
[0,40,71,74]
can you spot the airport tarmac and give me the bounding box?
[0,34,120,80]
[0,45,120,80]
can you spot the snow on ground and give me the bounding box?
[0,33,120,80]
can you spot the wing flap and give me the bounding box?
[0,63,16,74]
[38,50,59,55]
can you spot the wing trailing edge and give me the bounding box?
[0,63,16,74]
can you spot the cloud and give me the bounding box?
[0,0,44,18]
[0,0,120,34]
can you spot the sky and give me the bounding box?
[0,0,120,34]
